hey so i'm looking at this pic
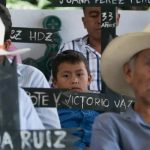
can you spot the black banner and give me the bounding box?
[101,6,116,29]
[47,0,150,6]
[24,88,135,112]
[0,129,80,150]
[0,58,20,130]
[10,27,58,44]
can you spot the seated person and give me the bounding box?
[51,50,101,150]
[0,18,44,130]
[90,26,150,150]
[19,88,45,130]
[0,4,61,129]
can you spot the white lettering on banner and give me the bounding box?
[29,32,53,42]
[130,0,150,4]
[64,95,110,109]
[95,0,125,4]
[26,91,49,106]
[1,132,13,149]
[101,22,116,28]
[114,99,133,109]
[53,131,66,148]
[21,130,67,149]
[11,30,22,40]
[26,90,133,110]
[29,31,36,41]
[33,132,44,149]
[46,131,52,147]
[59,0,64,4]
[53,92,63,107]
[21,131,31,149]
[45,33,53,42]
[59,0,90,4]
[0,130,69,149]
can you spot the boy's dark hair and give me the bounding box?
[52,50,90,80]
[0,4,12,41]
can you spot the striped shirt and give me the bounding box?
[58,35,101,91]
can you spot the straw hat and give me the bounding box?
[101,25,150,97]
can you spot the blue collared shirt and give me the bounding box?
[90,107,150,150]
[19,87,44,130]
[58,109,100,149]
[17,64,61,129]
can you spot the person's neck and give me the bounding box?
[88,36,101,54]
[134,101,150,124]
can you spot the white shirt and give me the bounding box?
[17,64,61,129]
[19,88,44,130]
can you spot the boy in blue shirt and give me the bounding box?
[51,50,100,150]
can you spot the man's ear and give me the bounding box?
[123,63,133,84]
[4,39,12,50]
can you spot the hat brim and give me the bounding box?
[0,48,30,55]
[101,32,150,97]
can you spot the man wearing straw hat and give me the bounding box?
[0,4,61,129]
[90,26,150,150]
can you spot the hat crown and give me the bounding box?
[143,24,150,32]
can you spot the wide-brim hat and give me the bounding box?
[101,25,150,97]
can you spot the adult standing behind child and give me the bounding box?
[54,7,120,92]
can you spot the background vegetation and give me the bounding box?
[7,0,54,9]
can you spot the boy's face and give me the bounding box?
[53,61,92,92]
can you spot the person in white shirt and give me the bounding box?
[0,5,44,130]
[0,4,61,129]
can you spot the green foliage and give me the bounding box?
[6,0,54,9]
